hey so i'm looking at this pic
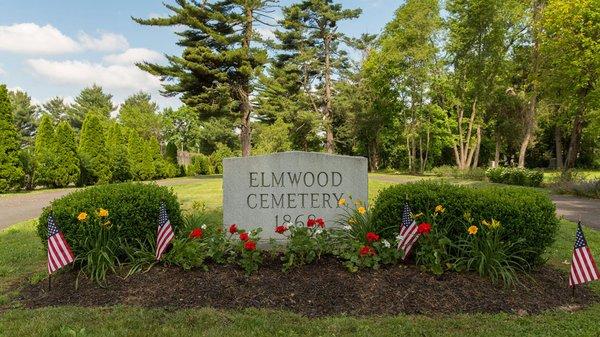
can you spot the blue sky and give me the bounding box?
[0,0,399,109]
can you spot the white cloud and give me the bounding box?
[78,32,129,52]
[0,23,80,54]
[256,26,276,40]
[0,65,5,75]
[26,58,161,91]
[103,48,163,65]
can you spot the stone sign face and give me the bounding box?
[223,152,368,240]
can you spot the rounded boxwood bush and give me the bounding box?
[371,181,559,265]
[37,182,183,257]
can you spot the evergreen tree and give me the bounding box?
[106,123,132,182]
[41,97,70,123]
[253,118,293,155]
[34,115,57,187]
[128,131,155,181]
[165,142,178,165]
[119,92,162,140]
[133,0,276,156]
[9,90,38,146]
[53,121,80,187]
[78,114,111,185]
[69,85,115,130]
[149,137,166,179]
[0,84,25,192]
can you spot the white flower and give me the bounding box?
[201,224,207,230]
[396,234,403,243]
[343,225,352,231]
[315,229,323,235]
[382,239,391,248]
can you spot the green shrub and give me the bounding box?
[371,181,559,266]
[210,144,235,174]
[486,167,544,187]
[37,182,183,259]
[192,154,214,175]
[430,165,486,181]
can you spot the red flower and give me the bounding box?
[366,232,380,242]
[359,245,376,256]
[244,240,256,251]
[229,224,238,234]
[189,228,203,239]
[275,225,288,234]
[307,218,316,227]
[417,222,432,234]
[239,232,250,241]
[316,217,325,228]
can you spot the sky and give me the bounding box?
[0,0,399,110]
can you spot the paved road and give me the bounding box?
[0,178,209,231]
[1,177,599,231]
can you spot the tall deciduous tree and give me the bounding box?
[78,114,111,185]
[540,0,600,170]
[69,85,115,130]
[0,84,24,192]
[54,121,80,187]
[34,115,56,187]
[134,0,276,156]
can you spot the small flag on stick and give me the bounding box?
[569,221,599,287]
[155,202,174,260]
[47,215,75,274]
[398,203,419,259]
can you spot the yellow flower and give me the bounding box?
[435,205,445,214]
[482,219,501,230]
[468,225,478,235]
[77,212,88,221]
[412,212,424,219]
[98,208,109,218]
[357,206,366,215]
[338,198,347,206]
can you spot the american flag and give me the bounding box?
[397,203,419,259]
[47,215,75,274]
[155,202,174,260]
[569,222,599,287]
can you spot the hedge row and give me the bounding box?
[371,181,559,265]
[37,182,183,258]
[486,167,544,187]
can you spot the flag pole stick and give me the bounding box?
[48,274,51,291]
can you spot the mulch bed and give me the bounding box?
[20,257,599,317]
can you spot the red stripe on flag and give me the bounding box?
[50,235,68,267]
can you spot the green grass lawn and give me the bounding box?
[1,176,599,336]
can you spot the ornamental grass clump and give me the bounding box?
[454,217,531,286]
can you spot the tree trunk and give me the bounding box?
[471,125,482,169]
[239,5,254,157]
[406,137,412,172]
[323,34,334,154]
[565,107,585,169]
[555,125,563,170]
[493,136,501,168]
[368,140,379,172]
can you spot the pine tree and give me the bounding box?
[133,0,276,156]
[9,90,38,147]
[53,121,80,187]
[128,131,154,181]
[78,114,111,185]
[0,84,25,192]
[106,123,132,182]
[34,114,57,187]
[69,85,115,130]
[41,97,70,123]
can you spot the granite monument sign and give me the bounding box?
[223,152,368,240]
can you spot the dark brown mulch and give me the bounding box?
[20,258,599,317]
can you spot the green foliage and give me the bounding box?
[486,167,544,187]
[253,118,292,155]
[431,165,487,181]
[0,84,24,193]
[413,212,453,275]
[41,96,69,123]
[18,147,35,190]
[106,123,131,183]
[210,143,236,174]
[232,229,262,275]
[8,90,37,147]
[371,181,559,266]
[33,115,56,187]
[127,131,155,181]
[454,219,531,286]
[37,182,183,260]
[78,114,111,185]
[53,121,80,187]
[187,154,213,176]
[68,85,115,130]
[273,220,330,272]
[165,142,178,165]
[118,92,161,139]
[76,211,120,285]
